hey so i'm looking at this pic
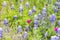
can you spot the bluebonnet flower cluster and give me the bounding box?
[3,1,7,7]
[58,20,60,26]
[51,36,59,40]
[50,14,56,23]
[25,26,29,32]
[32,6,36,12]
[26,2,29,8]
[17,26,22,33]
[19,4,23,12]
[11,4,14,10]
[42,7,47,17]
[23,32,28,39]
[28,10,32,16]
[0,28,3,38]
[14,15,17,19]
[4,18,8,26]
[34,15,39,29]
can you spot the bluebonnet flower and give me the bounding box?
[42,11,47,17]
[26,2,29,8]
[19,4,23,12]
[23,32,28,39]
[58,4,60,9]
[44,32,48,38]
[20,0,24,2]
[32,6,36,12]
[54,7,58,12]
[34,20,38,25]
[25,26,29,32]
[43,7,47,12]
[17,26,22,33]
[58,20,60,26]
[4,18,8,26]
[55,2,59,6]
[34,15,38,20]
[51,36,59,40]
[34,24,38,30]
[50,14,56,23]
[28,10,32,16]
[38,13,42,20]
[14,15,17,19]
[3,1,7,7]
[11,4,14,10]
[57,28,60,36]
[52,5,58,12]
[0,28,3,38]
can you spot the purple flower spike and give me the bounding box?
[34,20,38,25]
[58,4,60,9]
[34,24,38,30]
[55,2,59,6]
[20,0,24,2]
[14,15,17,19]
[25,26,29,32]
[54,7,58,12]
[19,4,23,12]
[11,4,14,10]
[44,32,48,38]
[51,36,59,40]
[26,2,29,8]
[58,20,60,26]
[34,15,38,20]
[42,11,47,16]
[38,14,42,20]
[28,10,32,16]
[3,1,7,7]
[23,32,28,39]
[43,7,47,12]
[57,28,60,36]
[0,28,3,38]
[4,18,8,25]
[50,14,56,23]
[32,6,36,12]
[17,26,22,33]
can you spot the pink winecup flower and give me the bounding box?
[27,19,31,24]
[54,28,58,32]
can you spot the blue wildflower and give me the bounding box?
[28,10,32,16]
[23,32,28,39]
[34,20,38,25]
[19,4,23,12]
[11,4,14,10]
[32,6,36,12]
[14,15,17,19]
[58,20,60,26]
[3,1,7,7]
[58,4,60,9]
[34,15,38,20]
[38,13,42,20]
[4,18,8,26]
[0,28,3,38]
[44,32,48,38]
[17,26,22,33]
[50,14,56,23]
[20,0,23,2]
[42,11,47,17]
[26,2,29,8]
[51,36,59,40]
[25,26,29,32]
[43,7,47,12]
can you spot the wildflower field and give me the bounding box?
[0,0,60,40]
